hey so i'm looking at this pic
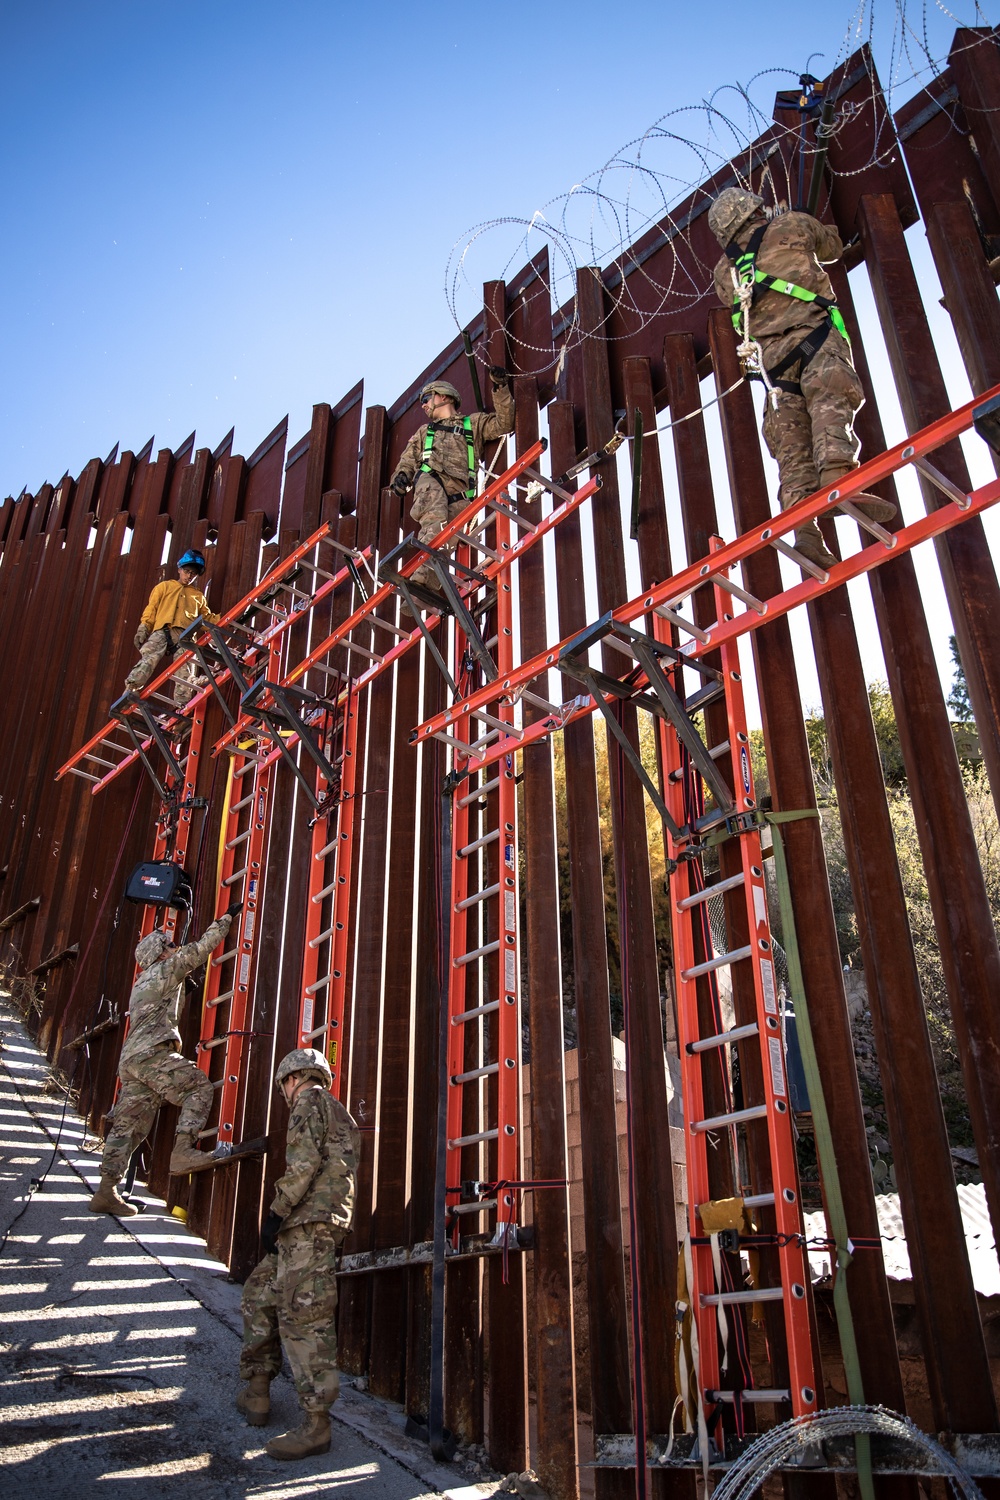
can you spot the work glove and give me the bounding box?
[134,623,151,649]
[226,899,243,919]
[488,365,511,388]
[260,1210,284,1258]
[390,472,410,498]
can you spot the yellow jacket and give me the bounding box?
[140,579,221,633]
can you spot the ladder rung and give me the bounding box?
[458,776,501,808]
[458,829,500,858]
[701,1287,786,1307]
[454,939,501,967]
[471,708,516,736]
[453,1000,500,1024]
[520,688,564,715]
[688,1021,759,1055]
[709,1389,790,1404]
[448,1128,499,1149]
[450,1199,498,1215]
[68,768,100,782]
[693,1104,768,1133]
[345,640,384,665]
[306,974,332,995]
[708,739,730,760]
[200,1033,230,1048]
[232,758,265,779]
[456,882,501,911]
[226,828,252,850]
[305,1023,329,1041]
[299,561,338,582]
[654,605,712,643]
[315,837,338,859]
[211,947,239,968]
[309,926,336,948]
[370,615,411,639]
[230,791,256,813]
[99,738,135,753]
[207,988,236,1008]
[83,752,123,770]
[487,496,536,532]
[222,867,248,887]
[836,501,896,543]
[710,573,766,614]
[457,533,503,561]
[744,1192,776,1209]
[681,945,753,981]
[677,872,745,911]
[432,728,497,754]
[451,1062,499,1084]
[312,880,337,903]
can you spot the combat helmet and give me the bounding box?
[708,187,766,246]
[419,379,462,409]
[135,930,170,968]
[275,1047,332,1091]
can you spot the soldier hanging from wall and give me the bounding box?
[388,368,515,591]
[708,187,897,569]
[236,1048,360,1462]
[88,903,242,1217]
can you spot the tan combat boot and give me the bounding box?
[266,1410,332,1460]
[88,1173,139,1217]
[820,467,897,525]
[236,1373,272,1427]
[792,522,837,571]
[169,1131,213,1175]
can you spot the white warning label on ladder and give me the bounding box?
[760,958,777,1015]
[505,951,516,995]
[505,891,516,931]
[768,1036,786,1097]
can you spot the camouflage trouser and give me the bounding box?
[101,1043,213,1182]
[409,473,467,587]
[761,328,864,507]
[239,1221,341,1412]
[125,628,201,707]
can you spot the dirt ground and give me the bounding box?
[0,995,497,1500]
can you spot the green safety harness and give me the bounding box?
[419,416,476,501]
[726,223,851,396]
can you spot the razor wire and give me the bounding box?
[446,0,994,372]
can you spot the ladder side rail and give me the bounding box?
[325,693,360,1101]
[710,552,818,1417]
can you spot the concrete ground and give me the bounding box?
[0,994,498,1500]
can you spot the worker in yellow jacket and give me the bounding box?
[125,549,221,709]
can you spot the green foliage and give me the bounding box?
[947,633,975,723]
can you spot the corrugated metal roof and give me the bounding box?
[803,1184,999,1297]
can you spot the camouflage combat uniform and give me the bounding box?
[127,578,221,708]
[389,384,515,584]
[713,211,864,506]
[239,1086,360,1413]
[101,914,232,1182]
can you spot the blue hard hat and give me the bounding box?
[177,549,206,575]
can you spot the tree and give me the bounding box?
[948,634,975,723]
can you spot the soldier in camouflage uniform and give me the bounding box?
[389,370,515,589]
[237,1047,360,1462]
[88,903,241,1218]
[709,187,896,569]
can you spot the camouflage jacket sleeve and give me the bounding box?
[391,425,429,487]
[808,214,844,265]
[471,380,515,450]
[271,1088,327,1220]
[272,1089,361,1231]
[165,914,232,988]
